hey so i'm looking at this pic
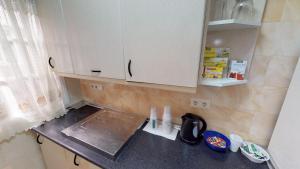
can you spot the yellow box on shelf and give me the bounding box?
[204,57,229,67]
[203,66,223,79]
[204,47,230,58]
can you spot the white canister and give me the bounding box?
[229,134,243,152]
[162,105,172,134]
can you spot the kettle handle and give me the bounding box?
[198,117,207,138]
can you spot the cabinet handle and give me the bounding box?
[36,135,43,144]
[91,70,102,73]
[73,154,79,166]
[48,57,54,69]
[128,59,132,77]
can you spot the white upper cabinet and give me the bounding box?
[37,0,207,89]
[36,0,74,73]
[121,0,206,87]
[61,0,125,79]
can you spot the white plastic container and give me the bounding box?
[240,142,270,163]
[149,107,157,129]
[229,134,243,152]
[162,105,172,134]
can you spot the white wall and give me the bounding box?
[268,59,300,169]
[0,132,45,169]
[62,77,83,107]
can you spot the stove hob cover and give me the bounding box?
[62,108,145,157]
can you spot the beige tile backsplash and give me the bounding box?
[263,0,286,22]
[281,0,300,22]
[80,0,300,146]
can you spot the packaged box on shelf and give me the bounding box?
[203,47,231,79]
[203,66,224,79]
[204,57,229,67]
[204,47,231,58]
[228,60,247,80]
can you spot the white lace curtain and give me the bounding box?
[0,0,66,141]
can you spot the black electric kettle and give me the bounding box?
[180,113,207,144]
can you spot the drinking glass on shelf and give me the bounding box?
[231,0,255,21]
[212,0,228,20]
[211,0,237,21]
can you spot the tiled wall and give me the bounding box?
[80,0,300,146]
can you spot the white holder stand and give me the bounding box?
[143,121,180,141]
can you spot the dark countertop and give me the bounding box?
[32,105,269,169]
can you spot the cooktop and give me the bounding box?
[61,108,145,158]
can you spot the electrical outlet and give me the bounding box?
[190,98,210,109]
[89,83,103,91]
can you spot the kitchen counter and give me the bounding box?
[32,105,269,169]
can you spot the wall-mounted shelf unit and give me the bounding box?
[208,19,261,32]
[199,78,248,87]
[199,0,266,87]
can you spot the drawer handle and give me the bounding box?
[91,70,102,73]
[73,154,79,166]
[128,59,132,77]
[48,57,54,69]
[36,135,43,144]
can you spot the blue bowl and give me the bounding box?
[203,130,231,152]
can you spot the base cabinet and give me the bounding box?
[88,163,104,169]
[40,137,68,169]
[65,150,91,169]
[39,137,102,169]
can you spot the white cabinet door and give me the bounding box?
[40,137,103,169]
[61,0,125,79]
[40,138,68,169]
[88,163,103,169]
[36,0,74,73]
[65,150,89,169]
[122,0,206,87]
[65,148,103,169]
